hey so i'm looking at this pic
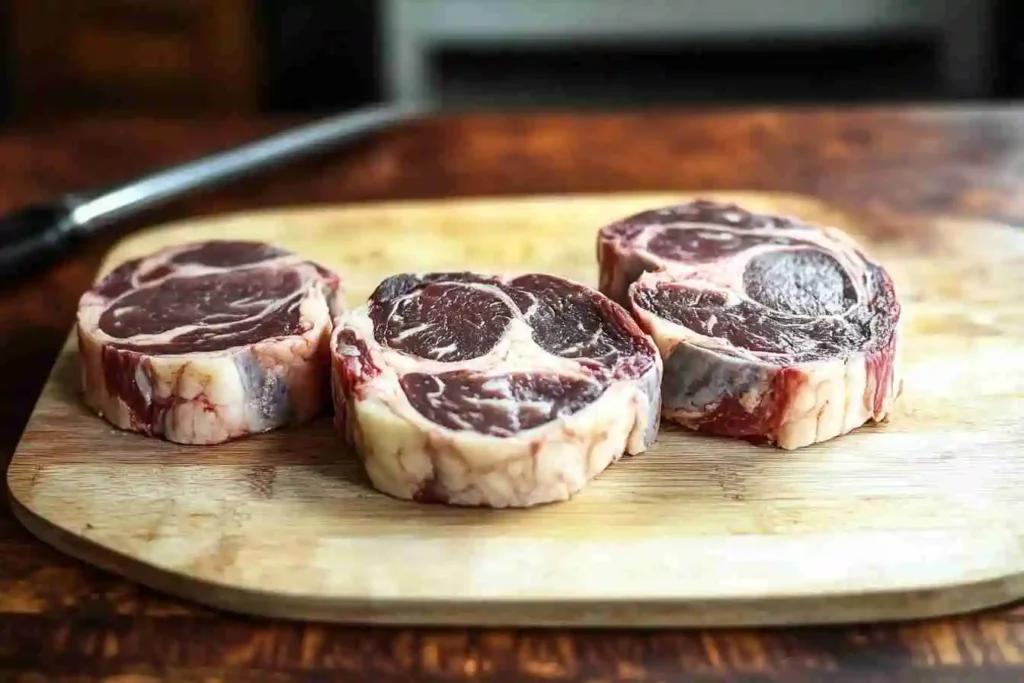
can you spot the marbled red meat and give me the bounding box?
[331,272,663,507]
[77,240,342,445]
[598,199,903,449]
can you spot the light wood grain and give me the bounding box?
[7,191,1024,627]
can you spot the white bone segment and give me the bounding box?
[76,240,343,445]
[331,272,663,508]
[597,200,903,449]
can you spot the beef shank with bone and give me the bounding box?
[598,200,903,450]
[330,272,662,507]
[77,240,341,445]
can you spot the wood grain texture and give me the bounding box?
[3,109,1024,680]
[8,190,1024,628]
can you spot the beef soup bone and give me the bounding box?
[597,200,904,450]
[77,240,342,445]
[330,271,663,508]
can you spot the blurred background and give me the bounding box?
[0,0,1022,126]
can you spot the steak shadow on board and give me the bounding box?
[330,271,664,508]
[597,199,904,450]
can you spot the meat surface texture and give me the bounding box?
[77,240,342,445]
[597,200,903,450]
[330,272,663,507]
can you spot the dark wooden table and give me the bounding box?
[2,106,1023,682]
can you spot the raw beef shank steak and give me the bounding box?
[77,240,342,445]
[331,272,663,507]
[598,200,903,450]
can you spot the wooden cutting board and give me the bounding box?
[7,191,1024,627]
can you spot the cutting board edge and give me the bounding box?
[7,484,1024,628]
[93,189,862,272]
[112,189,754,232]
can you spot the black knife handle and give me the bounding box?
[0,200,86,284]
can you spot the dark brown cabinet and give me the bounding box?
[9,0,258,119]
